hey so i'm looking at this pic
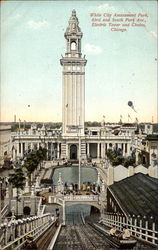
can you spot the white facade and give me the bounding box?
[0,125,11,166]
[61,10,87,136]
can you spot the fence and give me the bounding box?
[0,213,56,250]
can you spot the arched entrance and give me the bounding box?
[70,144,77,160]
[23,206,31,215]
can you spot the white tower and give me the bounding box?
[61,10,87,136]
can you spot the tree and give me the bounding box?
[112,156,124,166]
[124,156,135,168]
[24,147,47,185]
[9,165,26,216]
[106,149,124,166]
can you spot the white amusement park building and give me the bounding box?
[11,10,157,168]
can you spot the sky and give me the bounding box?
[1,0,157,123]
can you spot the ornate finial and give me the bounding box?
[72,9,76,16]
[65,9,81,34]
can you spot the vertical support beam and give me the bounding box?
[134,217,137,236]
[152,222,155,244]
[145,220,148,241]
[139,219,142,239]
[120,215,123,231]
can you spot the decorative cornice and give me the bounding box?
[63,72,85,75]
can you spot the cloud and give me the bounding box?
[12,14,22,20]
[150,31,157,39]
[27,20,49,30]
[97,3,115,12]
[84,43,103,55]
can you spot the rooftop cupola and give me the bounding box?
[64,10,83,57]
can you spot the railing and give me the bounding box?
[100,213,158,246]
[48,195,99,204]
[63,195,99,202]
[0,213,56,250]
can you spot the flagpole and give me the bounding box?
[19,119,21,131]
[78,116,81,190]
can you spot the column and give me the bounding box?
[66,143,68,159]
[136,150,139,164]
[31,143,33,151]
[13,147,16,161]
[87,143,90,157]
[50,143,52,160]
[17,142,20,157]
[25,142,28,153]
[97,143,100,158]
[101,143,105,158]
[57,143,60,159]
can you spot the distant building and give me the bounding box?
[145,134,158,166]
[0,125,11,167]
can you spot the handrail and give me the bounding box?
[47,224,62,250]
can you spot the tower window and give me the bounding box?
[71,41,76,50]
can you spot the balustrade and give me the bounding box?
[48,194,99,204]
[0,213,56,250]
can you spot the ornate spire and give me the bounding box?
[65,9,82,34]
